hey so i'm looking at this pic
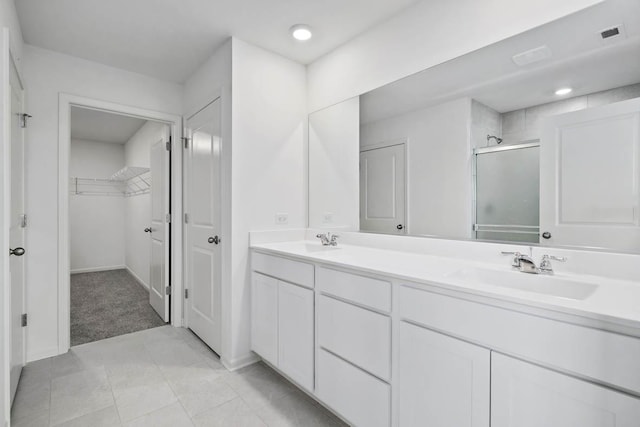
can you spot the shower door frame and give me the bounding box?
[472,140,540,242]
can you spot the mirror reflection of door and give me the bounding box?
[540,98,640,252]
[360,143,406,235]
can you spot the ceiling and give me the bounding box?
[15,0,418,83]
[70,107,147,144]
[360,0,640,123]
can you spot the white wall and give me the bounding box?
[501,83,640,145]
[230,38,307,367]
[23,44,182,361]
[309,97,360,230]
[124,121,167,288]
[361,98,472,239]
[69,139,125,273]
[307,0,603,112]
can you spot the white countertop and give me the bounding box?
[251,240,640,336]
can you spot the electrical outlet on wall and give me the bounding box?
[323,212,334,224]
[275,213,289,225]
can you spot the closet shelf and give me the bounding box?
[70,166,151,197]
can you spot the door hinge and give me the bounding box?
[181,136,190,149]
[185,289,189,299]
[184,213,189,224]
[20,214,27,228]
[19,113,32,128]
[21,313,27,327]
[166,140,171,151]
[166,213,171,223]
[165,286,171,296]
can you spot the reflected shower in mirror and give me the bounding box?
[308,0,640,252]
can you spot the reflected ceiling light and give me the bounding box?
[290,24,312,41]
[555,87,573,96]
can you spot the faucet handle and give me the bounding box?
[501,251,522,268]
[539,254,567,274]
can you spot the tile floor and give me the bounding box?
[11,326,347,427]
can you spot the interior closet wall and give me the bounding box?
[124,121,167,288]
[69,139,126,273]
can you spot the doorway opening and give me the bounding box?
[68,106,171,346]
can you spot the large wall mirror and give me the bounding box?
[308,0,640,253]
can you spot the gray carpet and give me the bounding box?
[71,269,166,346]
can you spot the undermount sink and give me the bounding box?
[446,267,598,300]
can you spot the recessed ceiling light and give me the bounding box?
[290,24,312,41]
[555,87,573,96]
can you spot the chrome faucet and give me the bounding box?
[316,232,339,246]
[501,251,567,275]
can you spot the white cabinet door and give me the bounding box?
[540,98,640,252]
[398,322,490,427]
[278,281,314,391]
[492,353,640,427]
[251,273,278,366]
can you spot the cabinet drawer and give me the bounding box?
[318,295,391,380]
[317,349,390,427]
[316,267,391,312]
[252,252,314,288]
[399,284,640,395]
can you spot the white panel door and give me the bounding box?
[540,98,640,252]
[278,281,313,391]
[250,273,278,366]
[149,133,170,321]
[185,99,222,354]
[397,322,490,427]
[9,56,25,405]
[360,144,406,234]
[492,352,640,426]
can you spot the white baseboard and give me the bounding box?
[125,266,149,290]
[27,345,61,363]
[70,265,126,274]
[222,352,260,372]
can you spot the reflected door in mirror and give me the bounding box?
[540,98,640,252]
[360,144,406,234]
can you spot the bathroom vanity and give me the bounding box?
[250,235,640,427]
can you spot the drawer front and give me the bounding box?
[318,295,391,380]
[252,251,314,288]
[399,284,640,395]
[317,349,390,427]
[316,267,391,312]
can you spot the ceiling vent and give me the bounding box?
[512,45,553,67]
[599,24,626,43]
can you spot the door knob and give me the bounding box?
[9,247,25,256]
[208,236,220,245]
[397,224,404,230]
[144,228,152,233]
[542,232,551,239]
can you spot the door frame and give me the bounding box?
[57,93,183,354]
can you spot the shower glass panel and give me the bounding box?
[475,143,540,243]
